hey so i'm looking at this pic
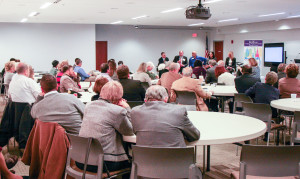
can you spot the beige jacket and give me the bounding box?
[170,77,211,111]
[60,75,84,93]
[157,72,182,95]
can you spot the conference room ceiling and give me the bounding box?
[0,0,299,27]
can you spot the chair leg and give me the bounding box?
[267,133,270,146]
[130,162,137,179]
[283,129,286,146]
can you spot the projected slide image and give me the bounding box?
[264,47,283,63]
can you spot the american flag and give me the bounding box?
[205,34,209,58]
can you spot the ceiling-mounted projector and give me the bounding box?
[186,0,211,20]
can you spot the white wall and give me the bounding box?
[96,25,209,72]
[211,18,300,76]
[0,23,96,72]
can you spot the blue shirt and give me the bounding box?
[74,66,90,81]
[189,56,207,68]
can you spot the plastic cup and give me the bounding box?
[291,94,297,99]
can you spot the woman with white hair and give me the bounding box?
[4,61,16,85]
[78,81,133,173]
[146,61,158,80]
[133,62,152,86]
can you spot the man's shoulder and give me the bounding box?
[235,75,242,81]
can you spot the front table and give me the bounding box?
[123,111,266,172]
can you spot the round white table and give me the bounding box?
[123,111,266,145]
[202,85,237,97]
[202,85,237,112]
[78,92,96,104]
[123,111,266,172]
[270,98,300,112]
[80,82,94,90]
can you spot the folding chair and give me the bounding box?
[130,145,202,179]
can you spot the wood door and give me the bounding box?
[96,41,108,71]
[214,41,223,61]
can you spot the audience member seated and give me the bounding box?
[235,65,261,93]
[173,50,188,73]
[73,58,95,82]
[108,60,118,80]
[217,60,225,66]
[49,60,59,77]
[117,65,145,101]
[170,67,212,111]
[192,60,206,79]
[31,74,85,134]
[157,52,169,66]
[248,58,260,78]
[96,63,112,81]
[146,62,158,80]
[215,65,235,85]
[91,77,109,101]
[131,85,200,147]
[225,51,236,73]
[118,60,123,67]
[157,62,182,95]
[56,60,68,87]
[60,65,84,93]
[274,63,286,88]
[3,61,15,85]
[78,81,133,173]
[133,62,152,86]
[245,72,279,118]
[189,51,207,68]
[205,60,218,84]
[278,63,300,98]
[8,63,41,104]
[158,61,171,78]
[28,65,34,80]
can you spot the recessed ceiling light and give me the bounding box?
[20,18,28,23]
[218,18,239,22]
[278,25,291,30]
[28,12,38,17]
[287,15,300,19]
[240,29,248,33]
[161,8,183,14]
[132,15,147,20]
[40,2,52,9]
[258,12,285,17]
[110,20,123,24]
[203,0,222,4]
[188,23,204,26]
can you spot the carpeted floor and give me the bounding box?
[0,95,291,179]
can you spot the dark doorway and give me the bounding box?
[96,41,108,71]
[214,41,223,61]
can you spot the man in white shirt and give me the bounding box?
[8,63,41,104]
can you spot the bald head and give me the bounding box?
[16,62,29,76]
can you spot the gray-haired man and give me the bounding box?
[131,85,200,147]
